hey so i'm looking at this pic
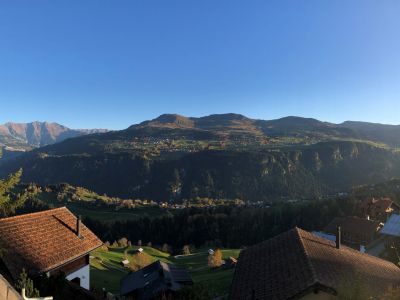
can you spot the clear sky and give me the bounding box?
[1,1,400,129]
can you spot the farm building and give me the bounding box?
[120,260,193,300]
[0,207,103,290]
[229,227,400,300]
[121,259,130,268]
[324,216,382,247]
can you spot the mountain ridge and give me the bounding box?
[2,113,400,202]
[0,121,108,151]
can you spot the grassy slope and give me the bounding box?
[34,189,169,222]
[90,246,240,297]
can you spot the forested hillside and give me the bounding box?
[2,141,400,202]
[1,114,400,202]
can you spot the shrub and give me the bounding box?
[129,253,152,272]
[182,245,191,255]
[118,237,128,248]
[208,249,222,268]
[16,269,40,298]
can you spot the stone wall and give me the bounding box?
[0,274,22,300]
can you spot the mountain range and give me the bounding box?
[133,113,400,147]
[1,114,400,202]
[0,121,107,152]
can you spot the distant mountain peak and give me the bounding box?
[137,114,194,129]
[0,121,107,150]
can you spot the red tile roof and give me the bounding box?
[229,227,400,300]
[0,207,102,279]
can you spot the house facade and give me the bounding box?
[0,207,103,290]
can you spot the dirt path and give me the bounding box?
[174,252,206,259]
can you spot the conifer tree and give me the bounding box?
[0,169,28,217]
[16,269,40,298]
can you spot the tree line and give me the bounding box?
[84,197,359,251]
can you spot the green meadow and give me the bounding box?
[90,245,240,297]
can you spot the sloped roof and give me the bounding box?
[360,197,396,213]
[120,260,193,298]
[381,214,400,237]
[229,227,400,300]
[324,216,381,237]
[0,207,103,279]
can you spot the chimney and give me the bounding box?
[336,226,341,249]
[77,215,82,239]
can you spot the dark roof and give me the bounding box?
[229,227,400,300]
[0,207,103,279]
[324,216,381,237]
[361,197,394,209]
[120,260,193,299]
[360,197,400,215]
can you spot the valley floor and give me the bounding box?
[90,245,240,297]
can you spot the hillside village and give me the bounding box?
[3,185,400,299]
[2,0,400,298]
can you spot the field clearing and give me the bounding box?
[67,204,168,222]
[90,246,241,297]
[35,192,170,222]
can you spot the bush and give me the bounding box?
[16,269,40,298]
[129,253,152,272]
[118,237,128,248]
[208,249,222,268]
[182,245,191,255]
[162,243,171,254]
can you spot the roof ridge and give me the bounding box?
[307,229,400,269]
[0,206,68,222]
[295,227,319,285]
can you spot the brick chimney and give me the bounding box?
[336,226,341,249]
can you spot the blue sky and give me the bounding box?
[0,1,400,129]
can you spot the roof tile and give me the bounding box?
[0,207,102,279]
[229,227,400,300]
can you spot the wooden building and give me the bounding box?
[324,216,382,247]
[0,207,103,290]
[229,227,400,299]
[359,197,400,222]
[120,260,193,300]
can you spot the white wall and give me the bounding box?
[66,264,90,290]
[0,274,22,300]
